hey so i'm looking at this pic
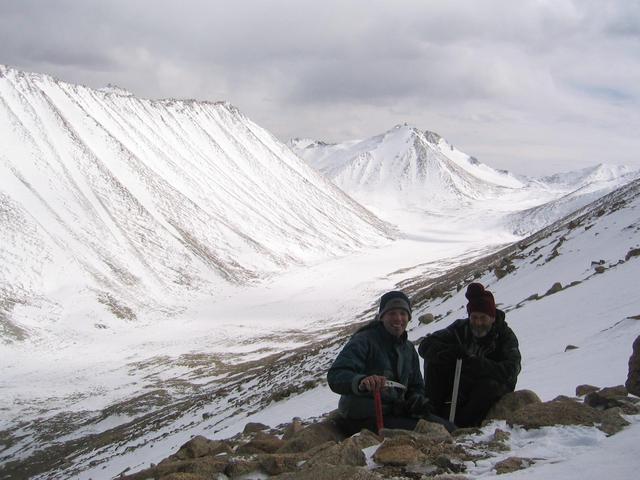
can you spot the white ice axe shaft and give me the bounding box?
[449,358,463,423]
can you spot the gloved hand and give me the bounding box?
[438,343,468,363]
[402,395,432,417]
[462,356,485,377]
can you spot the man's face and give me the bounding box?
[381,309,409,337]
[469,312,495,338]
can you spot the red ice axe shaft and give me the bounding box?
[374,388,384,432]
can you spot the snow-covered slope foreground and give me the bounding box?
[213,176,640,479]
[0,65,393,344]
[291,126,639,234]
[3,175,638,479]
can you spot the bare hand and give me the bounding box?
[359,375,387,392]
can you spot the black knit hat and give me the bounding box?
[378,291,412,320]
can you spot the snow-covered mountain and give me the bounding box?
[290,125,639,233]
[0,65,393,343]
[3,173,639,480]
[291,125,525,209]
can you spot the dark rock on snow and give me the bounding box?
[627,335,640,396]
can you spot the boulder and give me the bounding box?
[504,398,629,434]
[236,431,285,454]
[594,265,606,274]
[626,335,640,396]
[121,457,229,479]
[599,408,631,435]
[277,420,345,453]
[552,395,577,403]
[348,429,382,450]
[373,437,425,466]
[419,313,435,325]
[625,248,640,261]
[414,419,453,442]
[257,453,303,476]
[271,465,383,479]
[304,436,367,468]
[243,422,269,434]
[545,282,563,295]
[174,435,232,460]
[224,458,261,478]
[485,390,542,421]
[494,457,534,474]
[584,391,623,411]
[599,385,628,397]
[576,384,600,396]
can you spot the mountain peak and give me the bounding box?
[97,83,134,96]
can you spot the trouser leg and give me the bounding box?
[455,378,509,427]
[424,361,456,419]
[424,413,457,433]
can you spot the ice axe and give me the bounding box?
[449,358,463,423]
[373,379,407,432]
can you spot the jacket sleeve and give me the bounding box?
[327,333,370,395]
[418,322,460,364]
[467,326,521,387]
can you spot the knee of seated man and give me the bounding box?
[473,378,509,398]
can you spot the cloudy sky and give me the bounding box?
[1,0,639,175]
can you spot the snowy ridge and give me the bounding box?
[292,126,639,234]
[506,164,640,234]
[0,65,393,342]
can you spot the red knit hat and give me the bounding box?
[465,283,496,318]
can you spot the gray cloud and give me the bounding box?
[0,0,638,175]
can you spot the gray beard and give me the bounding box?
[471,325,491,338]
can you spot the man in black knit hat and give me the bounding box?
[328,291,454,434]
[419,283,521,427]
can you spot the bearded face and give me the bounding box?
[469,311,495,338]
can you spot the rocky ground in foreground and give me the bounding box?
[118,382,638,480]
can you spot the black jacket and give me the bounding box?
[418,310,521,390]
[327,321,424,419]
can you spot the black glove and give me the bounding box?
[438,343,468,363]
[402,395,432,417]
[462,356,485,377]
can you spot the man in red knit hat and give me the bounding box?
[418,283,521,427]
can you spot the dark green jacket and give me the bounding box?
[418,310,521,390]
[327,321,424,419]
